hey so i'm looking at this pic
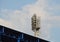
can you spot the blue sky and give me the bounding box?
[0,0,36,10]
[0,0,60,42]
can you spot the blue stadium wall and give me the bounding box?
[0,25,49,42]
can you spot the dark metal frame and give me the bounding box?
[0,25,49,42]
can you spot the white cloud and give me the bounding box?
[22,0,49,18]
[47,16,60,24]
[0,0,60,41]
[0,0,50,40]
[0,18,15,28]
[49,16,60,21]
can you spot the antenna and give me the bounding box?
[31,14,40,37]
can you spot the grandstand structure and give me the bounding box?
[0,25,49,42]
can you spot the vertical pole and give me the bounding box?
[38,39,40,42]
[17,38,20,42]
[34,30,37,37]
[22,34,24,39]
[34,30,39,37]
[17,34,24,42]
[3,27,4,33]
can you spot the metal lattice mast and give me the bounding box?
[31,14,40,37]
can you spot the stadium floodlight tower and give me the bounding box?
[31,14,40,37]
